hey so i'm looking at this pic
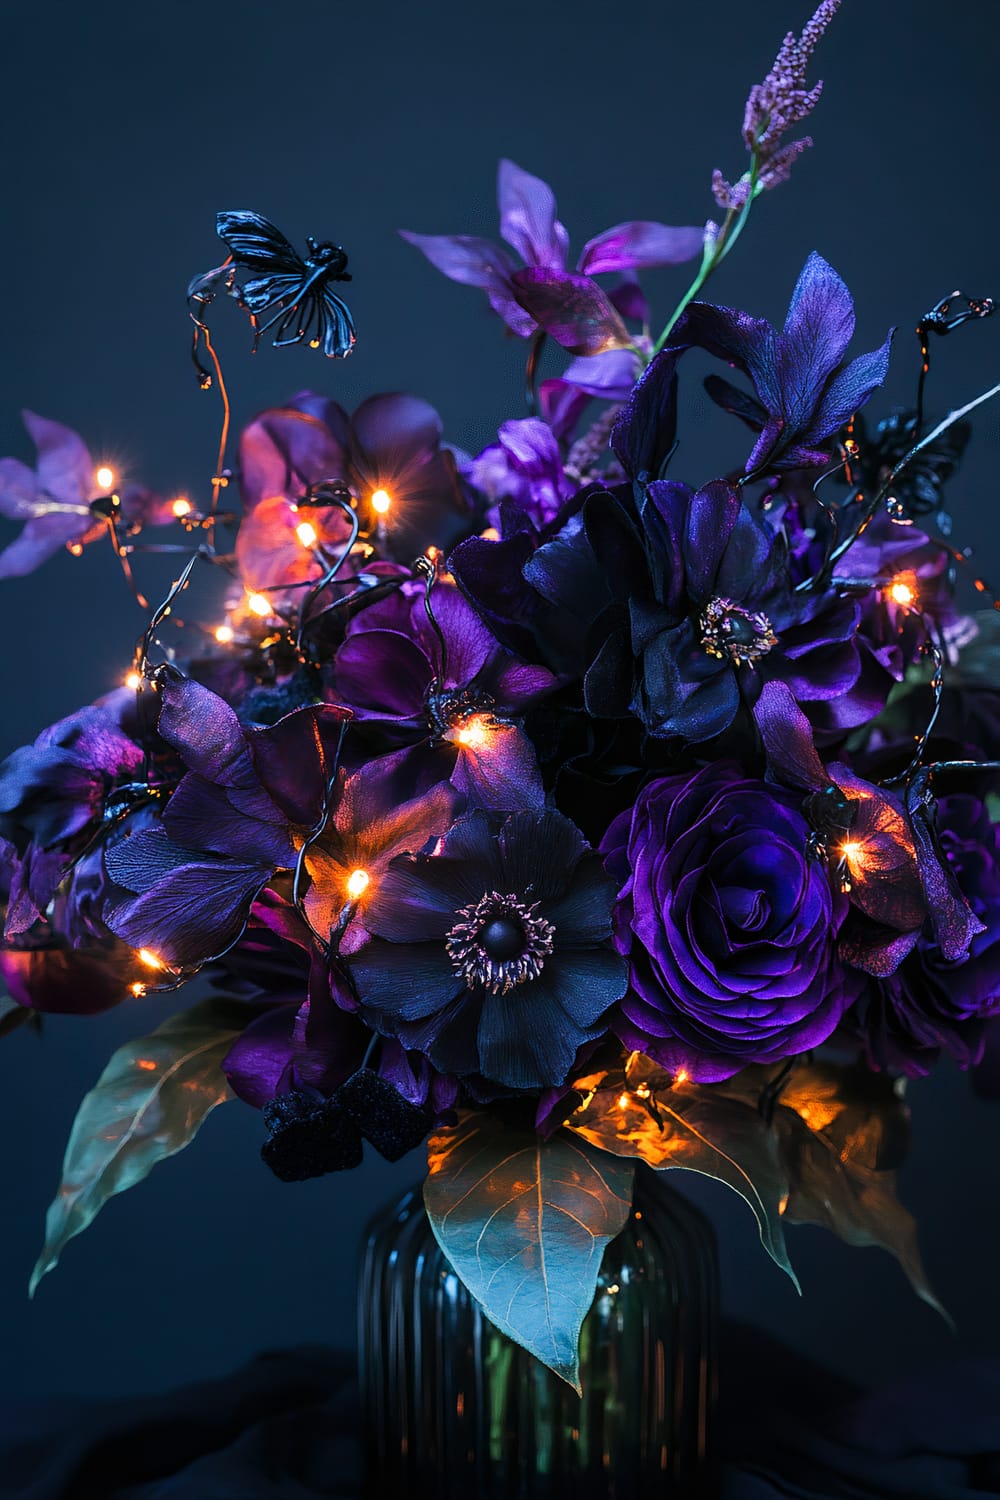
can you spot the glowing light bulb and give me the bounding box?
[888,578,915,608]
[130,982,147,998]
[124,670,142,691]
[295,520,318,548]
[456,715,490,750]
[371,488,392,515]
[214,624,234,644]
[617,1092,630,1111]
[247,591,272,618]
[346,868,370,900]
[171,497,193,518]
[68,542,84,557]
[95,465,115,491]
[675,1068,690,1085]
[840,840,864,862]
[138,948,164,970]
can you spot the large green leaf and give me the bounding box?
[424,1113,634,1392]
[30,995,249,1294]
[568,1054,799,1289]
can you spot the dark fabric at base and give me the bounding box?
[1,1325,998,1499]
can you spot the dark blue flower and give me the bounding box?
[347,809,627,1090]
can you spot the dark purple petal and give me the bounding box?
[753,681,828,790]
[496,159,569,270]
[448,723,545,812]
[577,221,703,275]
[248,705,350,828]
[778,251,856,398]
[157,677,256,787]
[351,392,443,471]
[800,330,895,450]
[106,856,273,966]
[511,268,631,357]
[611,347,685,480]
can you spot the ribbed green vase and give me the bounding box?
[358,1164,719,1498]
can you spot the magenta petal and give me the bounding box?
[0,458,44,519]
[511,268,631,356]
[496,159,570,270]
[577,220,703,275]
[0,515,98,578]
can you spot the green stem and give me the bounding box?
[649,157,761,360]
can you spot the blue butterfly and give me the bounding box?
[188,210,356,380]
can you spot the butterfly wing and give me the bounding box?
[318,284,357,358]
[216,211,305,275]
[238,270,306,317]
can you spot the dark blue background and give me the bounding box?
[1,0,997,1400]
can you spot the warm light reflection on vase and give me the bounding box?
[358,1164,719,1499]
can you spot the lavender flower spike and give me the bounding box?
[714,0,842,208]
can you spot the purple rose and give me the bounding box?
[602,762,849,1081]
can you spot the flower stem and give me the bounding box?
[650,158,762,361]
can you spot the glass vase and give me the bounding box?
[358,1163,719,1499]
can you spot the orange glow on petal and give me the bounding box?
[136,1058,157,1071]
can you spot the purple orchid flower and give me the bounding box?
[0,410,171,578]
[104,676,349,967]
[236,391,478,598]
[326,579,555,810]
[401,159,702,356]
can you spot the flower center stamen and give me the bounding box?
[446,891,556,994]
[699,596,777,664]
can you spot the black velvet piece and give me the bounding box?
[335,1068,433,1162]
[260,1090,364,1181]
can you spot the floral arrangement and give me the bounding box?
[3,0,999,1392]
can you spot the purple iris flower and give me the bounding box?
[327,579,556,810]
[104,676,349,967]
[0,702,144,936]
[347,808,627,1091]
[401,159,702,356]
[0,410,169,578]
[693,251,893,475]
[236,390,478,597]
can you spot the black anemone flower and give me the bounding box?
[347,809,627,1090]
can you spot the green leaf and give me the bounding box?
[568,1054,799,1290]
[424,1113,634,1392]
[30,995,249,1295]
